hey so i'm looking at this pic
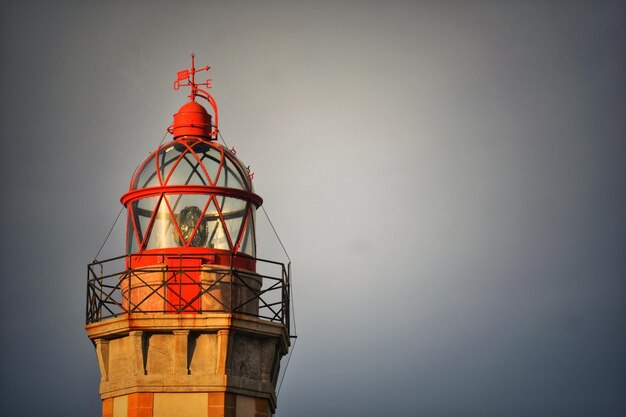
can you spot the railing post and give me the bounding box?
[97,263,104,322]
[286,262,291,335]
[179,253,183,313]
[127,255,132,315]
[229,254,234,313]
[128,267,132,315]
[86,265,91,324]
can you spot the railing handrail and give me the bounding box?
[86,252,290,334]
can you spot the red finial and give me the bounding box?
[172,54,219,138]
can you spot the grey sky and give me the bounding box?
[1,1,625,416]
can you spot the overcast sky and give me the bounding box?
[1,1,625,416]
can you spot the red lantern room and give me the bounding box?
[118,55,263,313]
[123,55,259,266]
[121,119,260,270]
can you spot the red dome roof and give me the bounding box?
[171,101,213,138]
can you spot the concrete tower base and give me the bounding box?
[86,314,288,417]
[102,392,269,417]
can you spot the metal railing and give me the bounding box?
[86,253,290,333]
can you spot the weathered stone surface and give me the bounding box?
[146,334,173,376]
[87,313,288,416]
[113,395,128,417]
[128,392,153,416]
[188,333,218,376]
[200,269,262,316]
[153,393,207,417]
[121,266,167,313]
[108,337,134,380]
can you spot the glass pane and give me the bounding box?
[205,199,230,250]
[145,197,180,249]
[158,143,185,184]
[195,145,222,185]
[131,196,160,247]
[166,193,210,217]
[166,153,209,186]
[239,209,256,256]
[133,153,160,189]
[216,156,246,190]
[165,194,211,247]
[217,197,247,248]
[126,210,139,254]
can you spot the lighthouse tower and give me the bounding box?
[86,56,291,417]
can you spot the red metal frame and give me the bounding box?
[138,195,163,249]
[232,203,251,254]
[123,136,261,262]
[122,185,262,207]
[162,193,186,245]
[126,248,257,272]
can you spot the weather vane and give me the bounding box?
[173,53,219,137]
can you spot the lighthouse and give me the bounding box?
[85,55,291,417]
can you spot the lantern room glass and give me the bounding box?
[131,139,253,192]
[126,138,257,256]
